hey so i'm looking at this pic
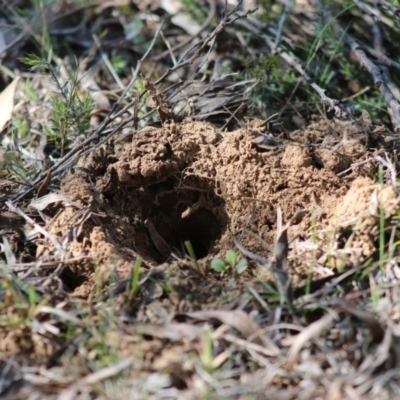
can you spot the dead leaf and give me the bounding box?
[29,193,81,211]
[0,76,20,132]
[183,310,264,343]
[2,236,16,265]
[286,313,336,368]
[133,323,205,342]
[36,170,52,198]
[144,217,171,257]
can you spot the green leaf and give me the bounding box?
[235,258,248,274]
[225,249,237,267]
[42,125,54,138]
[46,47,53,64]
[211,259,226,272]
[23,81,38,102]
[185,240,198,262]
[130,257,142,297]
[20,53,42,66]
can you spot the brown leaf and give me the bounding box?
[134,323,205,342]
[286,313,336,368]
[144,217,171,257]
[0,77,20,132]
[274,228,288,271]
[183,310,264,343]
[29,193,81,211]
[36,170,52,199]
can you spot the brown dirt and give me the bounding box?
[50,115,393,295]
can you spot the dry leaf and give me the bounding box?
[37,170,52,199]
[29,193,81,211]
[286,313,336,368]
[183,310,264,343]
[0,76,20,132]
[134,323,205,342]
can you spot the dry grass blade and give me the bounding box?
[57,359,134,400]
[222,333,280,358]
[357,329,392,378]
[132,323,205,342]
[1,236,16,265]
[29,193,82,211]
[34,305,86,328]
[36,170,52,199]
[286,312,336,368]
[0,77,20,133]
[6,201,67,256]
[183,310,264,343]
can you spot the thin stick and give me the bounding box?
[155,2,257,85]
[6,201,67,256]
[334,21,400,133]
[92,34,124,90]
[153,0,218,62]
[273,0,293,52]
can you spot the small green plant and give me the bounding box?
[200,328,215,373]
[181,0,208,24]
[211,249,248,279]
[111,54,127,75]
[21,50,93,156]
[185,240,202,274]
[129,258,143,298]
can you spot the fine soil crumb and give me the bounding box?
[51,117,396,294]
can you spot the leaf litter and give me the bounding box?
[2,1,400,399]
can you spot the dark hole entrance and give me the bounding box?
[59,268,86,292]
[175,208,221,259]
[142,184,227,261]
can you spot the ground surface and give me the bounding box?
[2,1,400,399]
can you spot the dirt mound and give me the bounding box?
[53,117,393,294]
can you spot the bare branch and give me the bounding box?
[334,21,400,133]
[152,0,217,62]
[154,3,257,85]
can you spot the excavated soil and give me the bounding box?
[52,116,396,295]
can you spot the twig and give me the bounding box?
[352,0,380,22]
[154,2,257,85]
[286,313,336,368]
[92,34,124,90]
[5,201,67,256]
[153,0,217,62]
[370,2,400,103]
[340,86,371,102]
[374,0,400,18]
[334,21,400,133]
[375,155,397,186]
[337,155,396,184]
[337,157,376,176]
[58,359,134,400]
[272,0,293,52]
[361,45,400,71]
